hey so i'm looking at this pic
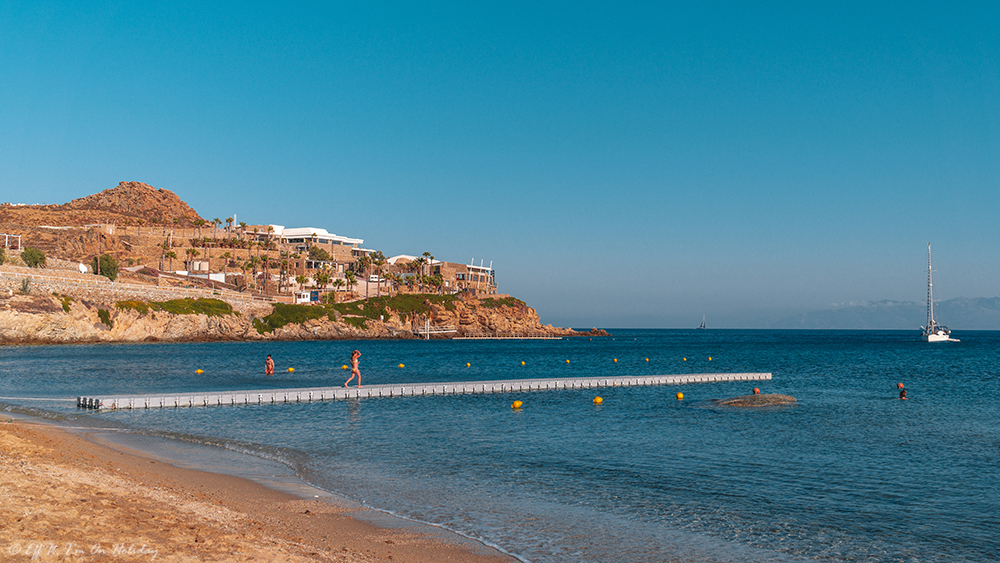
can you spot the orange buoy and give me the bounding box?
[593,396,603,404]
[511,400,523,409]
[676,392,684,400]
[753,387,760,394]
[897,382,904,389]
[613,358,617,363]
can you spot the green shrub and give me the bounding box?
[329,294,460,321]
[308,246,332,261]
[253,303,329,334]
[152,298,233,316]
[116,300,150,315]
[97,309,113,328]
[342,316,367,329]
[479,296,526,309]
[115,298,233,317]
[19,278,30,295]
[54,293,74,312]
[21,247,45,268]
[0,247,5,265]
[91,254,119,281]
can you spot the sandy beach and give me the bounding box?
[0,419,516,563]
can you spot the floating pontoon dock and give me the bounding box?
[78,372,771,410]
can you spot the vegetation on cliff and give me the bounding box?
[478,296,526,309]
[116,298,234,317]
[253,294,462,334]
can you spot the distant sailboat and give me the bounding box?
[921,243,959,342]
[697,316,706,330]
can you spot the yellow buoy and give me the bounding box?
[511,400,523,409]
[342,365,349,370]
[398,363,405,368]
[466,362,471,367]
[708,356,712,361]
[521,361,525,366]
[683,357,687,361]
[287,367,294,372]
[676,392,684,400]
[645,358,649,362]
[593,396,603,404]
[195,369,203,374]
[566,359,570,364]
[613,358,617,363]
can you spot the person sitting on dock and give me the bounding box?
[265,355,274,376]
[345,350,361,388]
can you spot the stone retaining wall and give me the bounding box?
[0,270,272,316]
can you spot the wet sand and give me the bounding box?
[0,419,517,562]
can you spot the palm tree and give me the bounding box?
[345,271,357,294]
[225,217,234,238]
[221,252,231,275]
[240,261,253,291]
[261,255,271,294]
[238,222,247,241]
[355,255,372,297]
[296,274,309,291]
[185,249,200,270]
[332,278,345,292]
[165,251,176,271]
[314,266,331,289]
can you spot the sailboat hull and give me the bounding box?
[922,332,952,342]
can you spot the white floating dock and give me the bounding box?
[78,372,771,410]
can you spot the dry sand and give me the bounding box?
[0,419,517,562]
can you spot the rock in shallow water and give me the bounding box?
[714,394,797,407]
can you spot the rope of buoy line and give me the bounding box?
[0,397,78,401]
[1,397,78,401]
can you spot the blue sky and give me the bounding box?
[2,1,998,327]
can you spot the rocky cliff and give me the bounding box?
[0,293,604,345]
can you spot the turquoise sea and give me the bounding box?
[2,330,998,562]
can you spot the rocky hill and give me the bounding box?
[1,181,203,228]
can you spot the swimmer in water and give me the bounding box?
[899,389,907,400]
[265,354,274,376]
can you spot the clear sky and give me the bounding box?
[2,1,998,328]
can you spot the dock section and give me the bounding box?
[78,372,771,410]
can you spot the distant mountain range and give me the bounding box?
[768,298,1000,330]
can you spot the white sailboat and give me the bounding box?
[921,243,959,342]
[697,316,706,330]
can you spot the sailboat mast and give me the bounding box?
[926,242,934,329]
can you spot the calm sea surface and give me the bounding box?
[2,330,998,563]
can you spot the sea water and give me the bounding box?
[2,330,998,562]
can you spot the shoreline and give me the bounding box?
[1,414,518,562]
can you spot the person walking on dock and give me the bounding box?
[265,355,274,376]
[345,350,361,388]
